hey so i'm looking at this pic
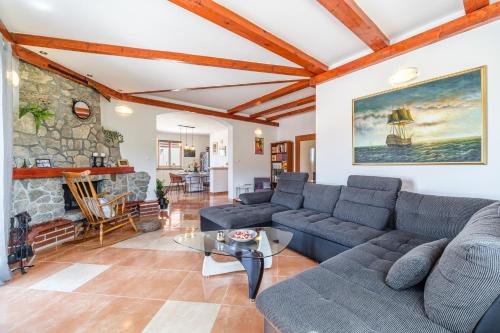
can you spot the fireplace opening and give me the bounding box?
[62,180,102,211]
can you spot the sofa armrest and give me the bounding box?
[239,190,274,205]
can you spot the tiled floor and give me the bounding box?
[2,192,318,333]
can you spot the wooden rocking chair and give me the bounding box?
[62,170,137,246]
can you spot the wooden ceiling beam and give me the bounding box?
[317,0,389,51]
[12,45,119,100]
[12,33,312,77]
[250,95,315,119]
[464,0,490,14]
[0,19,14,43]
[125,79,300,95]
[312,2,500,85]
[228,80,310,114]
[12,45,278,126]
[266,105,316,121]
[122,94,278,126]
[169,0,327,74]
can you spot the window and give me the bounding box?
[158,140,182,168]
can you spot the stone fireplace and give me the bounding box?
[11,61,154,226]
[12,171,150,224]
[62,180,102,211]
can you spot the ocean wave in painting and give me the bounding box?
[354,137,482,164]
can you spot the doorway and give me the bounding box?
[295,134,316,182]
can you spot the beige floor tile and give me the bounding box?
[211,305,264,333]
[277,255,318,277]
[75,265,187,300]
[143,300,220,333]
[169,271,232,303]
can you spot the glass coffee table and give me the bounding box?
[174,227,293,300]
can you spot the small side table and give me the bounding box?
[235,184,254,197]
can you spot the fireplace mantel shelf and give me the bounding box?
[13,167,135,179]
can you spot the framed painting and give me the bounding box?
[352,66,486,165]
[255,137,264,155]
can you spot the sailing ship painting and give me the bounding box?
[386,107,414,147]
[353,67,486,165]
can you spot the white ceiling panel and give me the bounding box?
[241,87,316,116]
[157,112,227,134]
[216,0,371,67]
[23,47,302,93]
[263,103,316,120]
[150,82,294,110]
[0,0,296,66]
[355,0,464,42]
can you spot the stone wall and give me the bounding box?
[12,172,150,224]
[14,61,120,167]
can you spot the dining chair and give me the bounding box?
[169,173,185,194]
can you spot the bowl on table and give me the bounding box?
[227,229,258,243]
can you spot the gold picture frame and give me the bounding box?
[352,66,487,166]
[117,159,129,167]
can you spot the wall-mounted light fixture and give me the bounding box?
[254,128,263,137]
[7,70,19,87]
[114,105,133,116]
[389,67,419,87]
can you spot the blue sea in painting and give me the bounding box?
[354,137,482,164]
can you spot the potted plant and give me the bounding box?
[19,100,55,133]
[156,179,169,210]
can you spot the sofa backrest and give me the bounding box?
[270,172,308,210]
[332,175,402,230]
[395,191,494,239]
[424,201,500,333]
[302,183,341,214]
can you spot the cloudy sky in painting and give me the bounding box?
[353,69,483,147]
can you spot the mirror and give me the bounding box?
[72,100,91,120]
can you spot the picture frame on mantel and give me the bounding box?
[117,159,129,167]
[35,159,51,168]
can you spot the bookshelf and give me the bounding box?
[270,140,293,188]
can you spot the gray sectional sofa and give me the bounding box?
[199,173,500,333]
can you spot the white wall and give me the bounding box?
[316,21,500,199]
[100,98,159,199]
[276,111,316,142]
[229,121,277,198]
[100,97,277,199]
[209,128,229,167]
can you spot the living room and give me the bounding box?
[1,1,500,333]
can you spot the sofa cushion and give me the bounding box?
[199,203,288,229]
[302,183,341,214]
[275,172,309,194]
[272,209,331,232]
[386,238,448,290]
[334,199,391,230]
[395,191,494,239]
[332,175,401,230]
[424,202,500,333]
[271,191,303,210]
[239,190,273,205]
[257,237,452,333]
[306,217,385,248]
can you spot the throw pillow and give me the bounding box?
[386,238,449,290]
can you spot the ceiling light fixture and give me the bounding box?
[39,50,48,55]
[389,67,419,87]
[115,105,133,116]
[28,0,53,12]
